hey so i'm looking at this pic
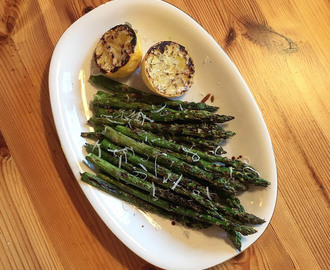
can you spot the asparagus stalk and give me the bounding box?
[114,125,228,163]
[81,128,226,154]
[99,171,257,235]
[84,124,262,186]
[112,125,248,170]
[89,140,264,224]
[82,172,246,249]
[93,94,155,111]
[81,131,104,140]
[79,75,270,250]
[85,143,220,214]
[98,139,224,203]
[90,76,219,112]
[102,126,236,194]
[226,229,242,251]
[86,153,213,212]
[83,139,247,211]
[88,116,235,139]
[87,169,257,236]
[81,172,210,229]
[166,151,270,187]
[165,134,226,151]
[93,105,234,123]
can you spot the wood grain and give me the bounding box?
[0,0,329,269]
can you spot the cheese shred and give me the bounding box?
[91,140,101,158]
[171,174,182,190]
[206,186,212,201]
[243,166,260,177]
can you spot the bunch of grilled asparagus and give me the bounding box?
[81,75,270,251]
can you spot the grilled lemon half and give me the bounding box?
[94,24,142,78]
[141,41,195,97]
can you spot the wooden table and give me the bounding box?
[0,0,329,269]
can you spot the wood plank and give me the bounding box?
[0,154,63,270]
[0,0,328,269]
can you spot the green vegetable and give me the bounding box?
[79,78,270,251]
[93,104,234,123]
[103,125,236,194]
[88,116,235,139]
[85,143,221,215]
[81,172,210,229]
[90,75,219,112]
[83,169,257,236]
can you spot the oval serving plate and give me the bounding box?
[49,0,277,269]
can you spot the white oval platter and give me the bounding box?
[49,0,277,269]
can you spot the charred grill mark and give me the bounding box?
[178,44,186,52]
[100,35,106,45]
[104,108,115,113]
[187,58,195,73]
[99,67,108,74]
[157,43,166,54]
[117,24,137,47]
[94,52,107,74]
[120,172,128,178]
[183,164,192,171]
[148,41,176,54]
[111,66,120,73]
[130,32,137,48]
[118,54,130,69]
[133,129,142,135]
[93,52,99,60]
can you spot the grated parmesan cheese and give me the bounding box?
[151,104,167,113]
[243,166,260,177]
[138,163,148,172]
[133,170,148,180]
[171,174,182,190]
[154,154,158,177]
[163,173,171,183]
[182,146,200,162]
[206,186,212,200]
[118,155,122,169]
[229,167,233,178]
[91,140,101,158]
[213,145,222,156]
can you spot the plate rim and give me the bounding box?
[48,0,278,269]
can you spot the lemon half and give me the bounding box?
[94,24,142,78]
[141,41,195,97]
